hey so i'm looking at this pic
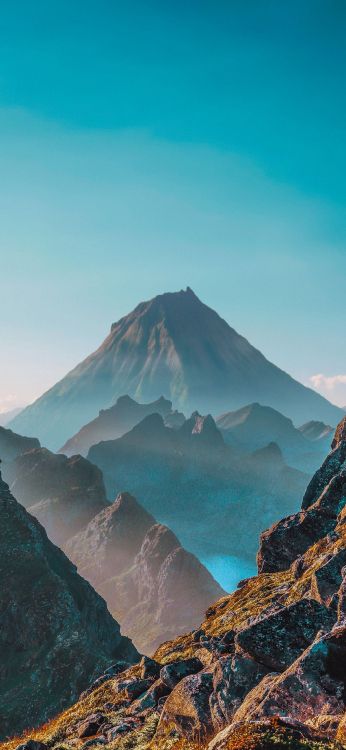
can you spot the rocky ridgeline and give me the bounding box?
[6,415,346,750]
[0,474,138,741]
[65,492,225,653]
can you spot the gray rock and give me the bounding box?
[160,657,203,689]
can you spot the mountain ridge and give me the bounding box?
[0,471,138,740]
[10,288,343,449]
[8,415,346,750]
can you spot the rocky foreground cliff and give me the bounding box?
[5,416,346,750]
[0,473,138,741]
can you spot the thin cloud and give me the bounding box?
[0,394,20,414]
[309,374,346,407]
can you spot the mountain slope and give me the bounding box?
[60,394,173,456]
[9,416,346,750]
[0,472,138,741]
[10,288,343,449]
[2,446,108,547]
[0,407,24,426]
[217,402,331,474]
[87,411,308,563]
[65,492,225,653]
[0,425,40,461]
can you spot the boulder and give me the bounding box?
[235,599,333,671]
[233,628,346,725]
[77,713,106,738]
[158,671,214,740]
[160,657,203,689]
[130,679,170,712]
[310,549,346,606]
[210,654,270,730]
[139,655,161,680]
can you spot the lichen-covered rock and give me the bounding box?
[160,657,203,689]
[233,627,346,726]
[210,653,270,730]
[235,599,334,671]
[77,714,106,738]
[258,470,346,574]
[158,671,214,740]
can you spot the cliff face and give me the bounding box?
[9,416,346,750]
[10,289,343,449]
[65,493,225,654]
[0,473,138,741]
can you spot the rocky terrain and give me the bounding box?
[10,288,343,449]
[88,410,308,561]
[65,492,225,653]
[0,472,138,741]
[60,395,175,457]
[5,415,346,750]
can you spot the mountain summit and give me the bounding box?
[11,288,343,449]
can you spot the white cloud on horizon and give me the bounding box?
[0,394,24,414]
[309,374,346,408]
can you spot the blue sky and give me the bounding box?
[1,0,345,410]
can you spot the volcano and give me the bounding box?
[10,288,343,449]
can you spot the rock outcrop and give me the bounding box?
[0,472,138,741]
[65,493,225,653]
[11,415,346,750]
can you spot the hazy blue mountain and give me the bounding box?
[60,394,174,456]
[217,402,333,474]
[10,288,343,449]
[87,411,308,563]
[0,406,24,426]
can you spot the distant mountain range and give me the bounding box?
[60,394,176,456]
[87,410,308,562]
[217,402,333,473]
[9,288,343,449]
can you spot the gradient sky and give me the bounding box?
[1,0,345,412]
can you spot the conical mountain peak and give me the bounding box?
[11,289,344,449]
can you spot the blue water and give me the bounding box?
[202,555,256,593]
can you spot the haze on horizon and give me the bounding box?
[1,1,345,411]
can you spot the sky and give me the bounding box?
[1,0,345,411]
